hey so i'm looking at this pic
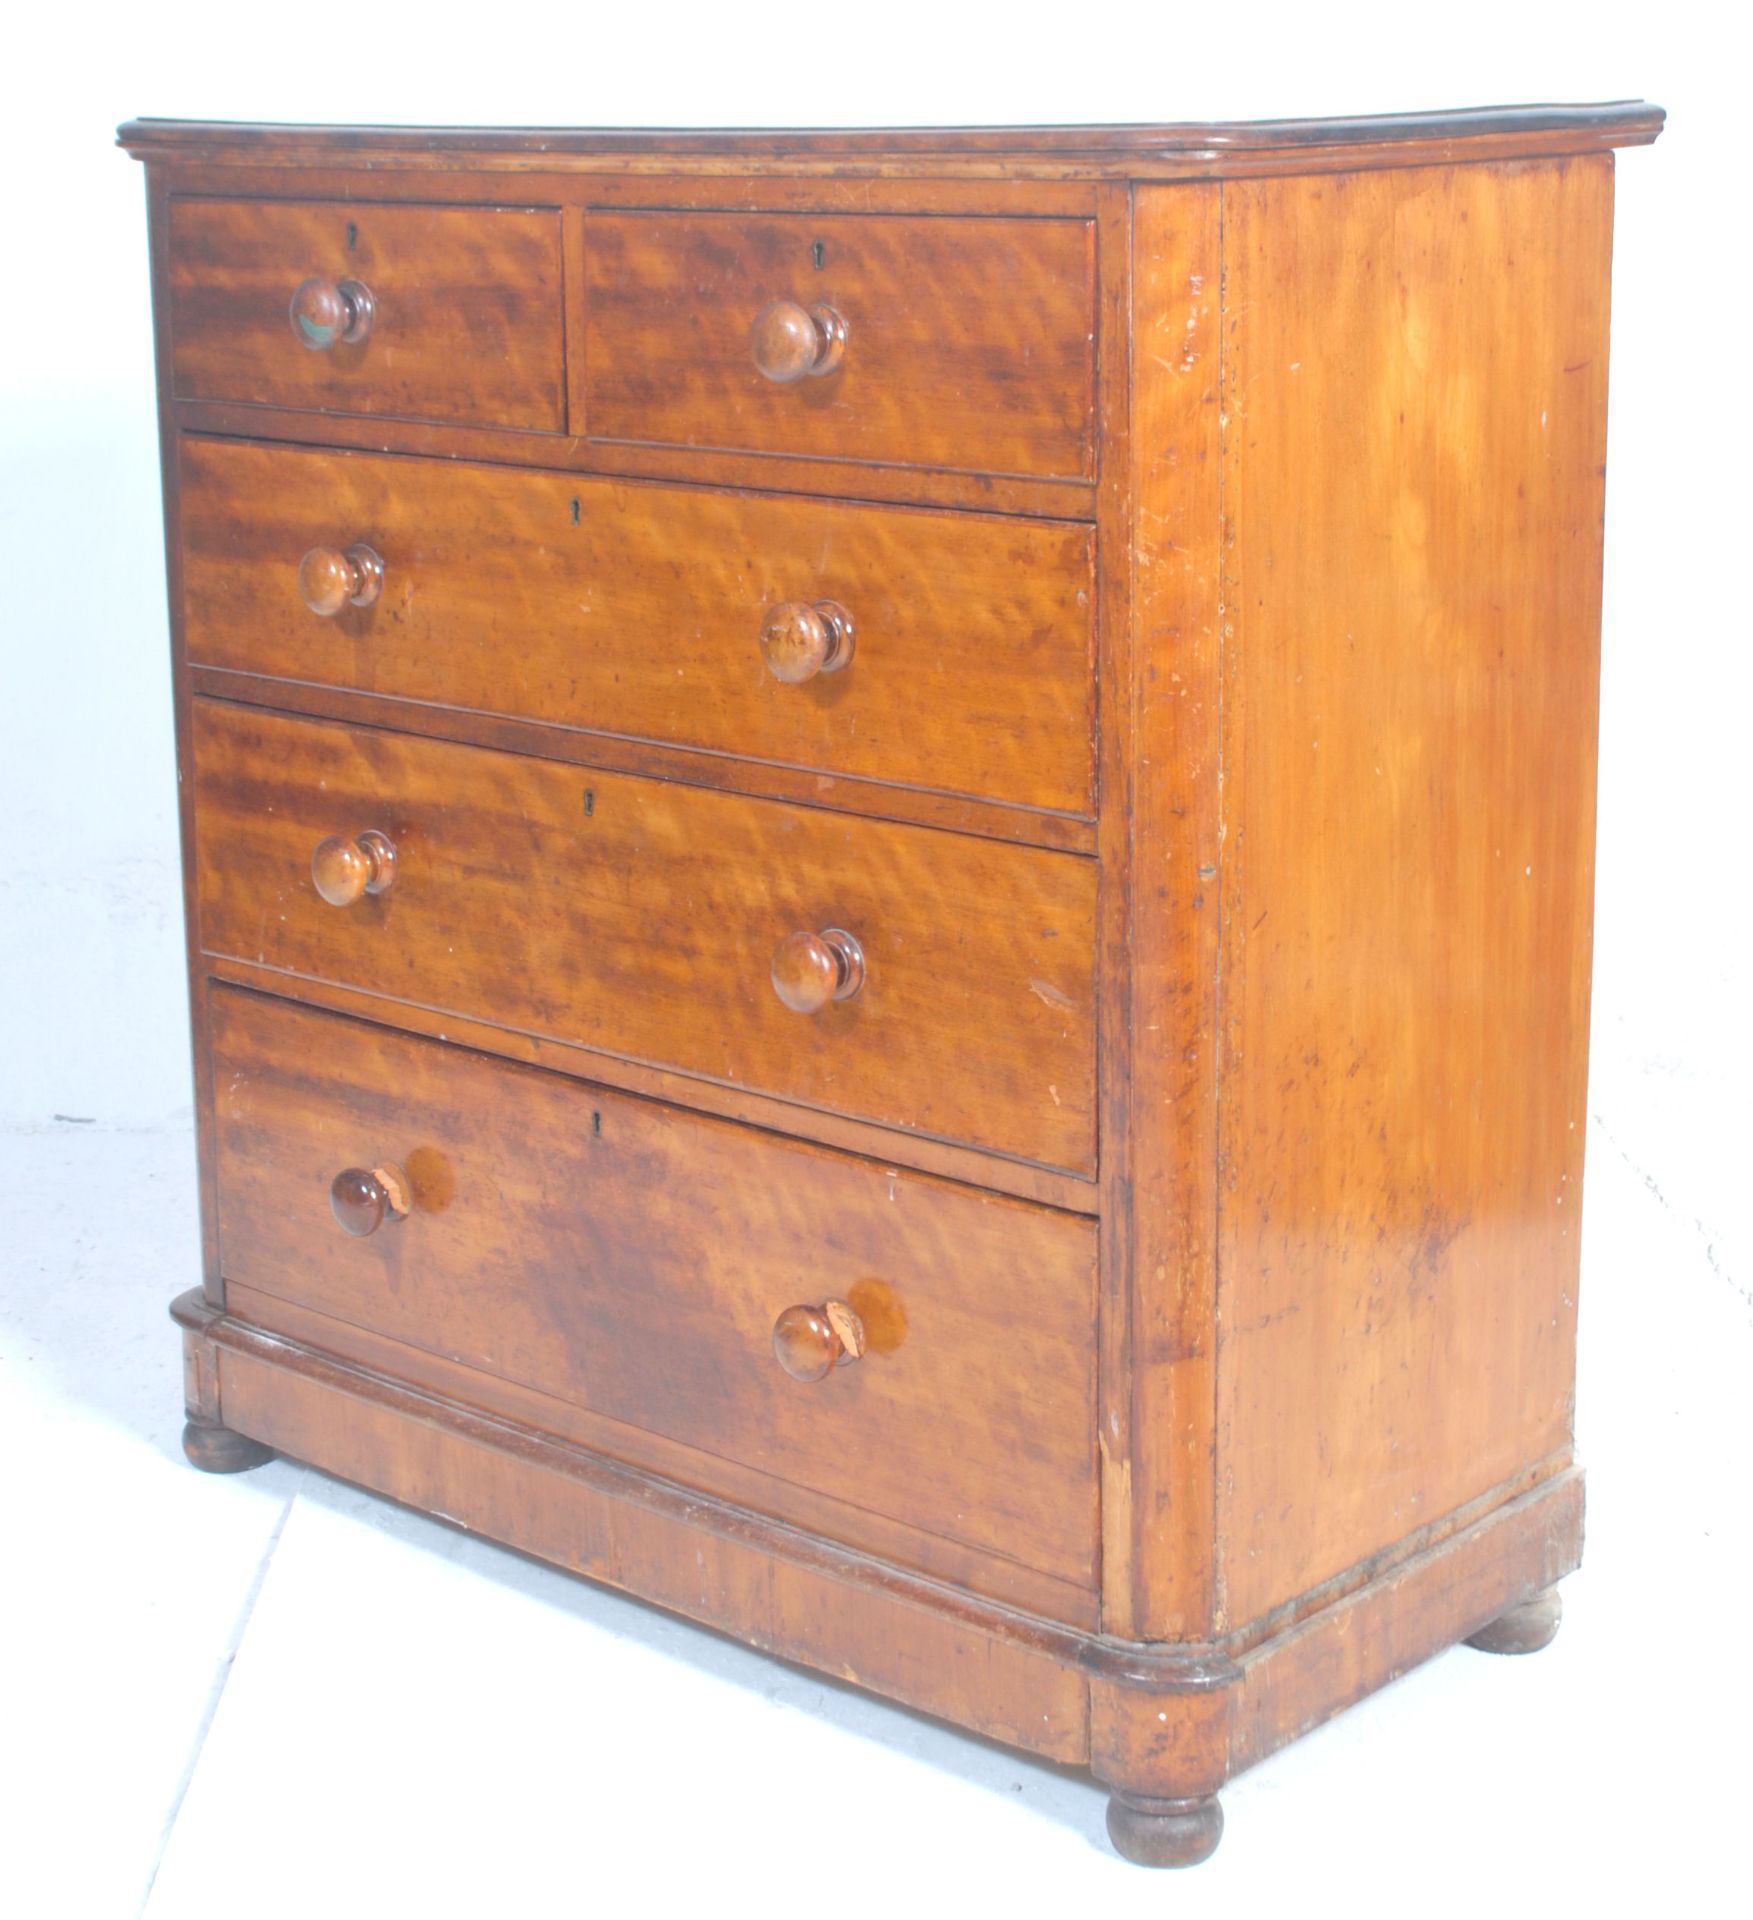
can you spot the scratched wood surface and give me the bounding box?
[168,197,566,430]
[211,987,1100,1594]
[179,438,1097,818]
[1109,182,1225,1640]
[191,700,1098,1174]
[582,211,1096,479]
[1213,157,1615,1629]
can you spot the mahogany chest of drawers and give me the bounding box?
[123,103,1662,1866]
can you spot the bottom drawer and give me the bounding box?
[211,986,1098,1603]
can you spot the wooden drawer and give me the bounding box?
[181,439,1096,819]
[168,198,565,430]
[582,212,1095,480]
[212,987,1099,1595]
[192,701,1097,1174]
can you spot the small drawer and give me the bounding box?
[212,988,1099,1595]
[582,211,1095,480]
[180,439,1096,819]
[192,702,1097,1174]
[168,198,565,430]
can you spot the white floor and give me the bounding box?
[2,1109,1745,1919]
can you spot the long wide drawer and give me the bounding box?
[167,198,566,430]
[582,211,1096,480]
[180,438,1096,819]
[212,988,1099,1596]
[192,701,1097,1174]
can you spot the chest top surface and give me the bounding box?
[119,101,1663,174]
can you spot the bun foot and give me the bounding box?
[1466,1585,1562,1655]
[182,1417,275,1474]
[1105,1790,1224,1868]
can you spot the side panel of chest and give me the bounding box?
[1211,157,1614,1628]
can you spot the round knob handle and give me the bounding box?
[289,276,376,350]
[311,828,398,907]
[330,1162,412,1237]
[772,1300,866,1382]
[298,543,384,616]
[758,601,855,684]
[771,928,865,1014]
[749,300,848,384]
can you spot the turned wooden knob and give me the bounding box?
[289,275,376,349]
[759,601,854,683]
[311,828,397,906]
[299,543,384,616]
[329,1162,412,1237]
[772,1300,866,1382]
[771,928,865,1013]
[749,300,847,383]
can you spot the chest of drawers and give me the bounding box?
[123,102,1662,1866]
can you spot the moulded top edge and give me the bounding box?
[116,101,1666,174]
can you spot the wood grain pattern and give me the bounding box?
[1089,180,1139,1634]
[1116,182,1224,1639]
[582,212,1095,479]
[143,167,225,1306]
[199,955,1098,1214]
[191,700,1098,1173]
[1213,157,1614,1630]
[211,987,1098,1591]
[188,670,1097,856]
[172,397,1097,520]
[225,1273,1097,1622]
[179,438,1097,818]
[168,198,565,429]
[142,162,1102,218]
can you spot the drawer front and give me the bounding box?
[583,212,1095,480]
[212,988,1099,1591]
[192,702,1097,1174]
[181,439,1096,818]
[168,198,565,430]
